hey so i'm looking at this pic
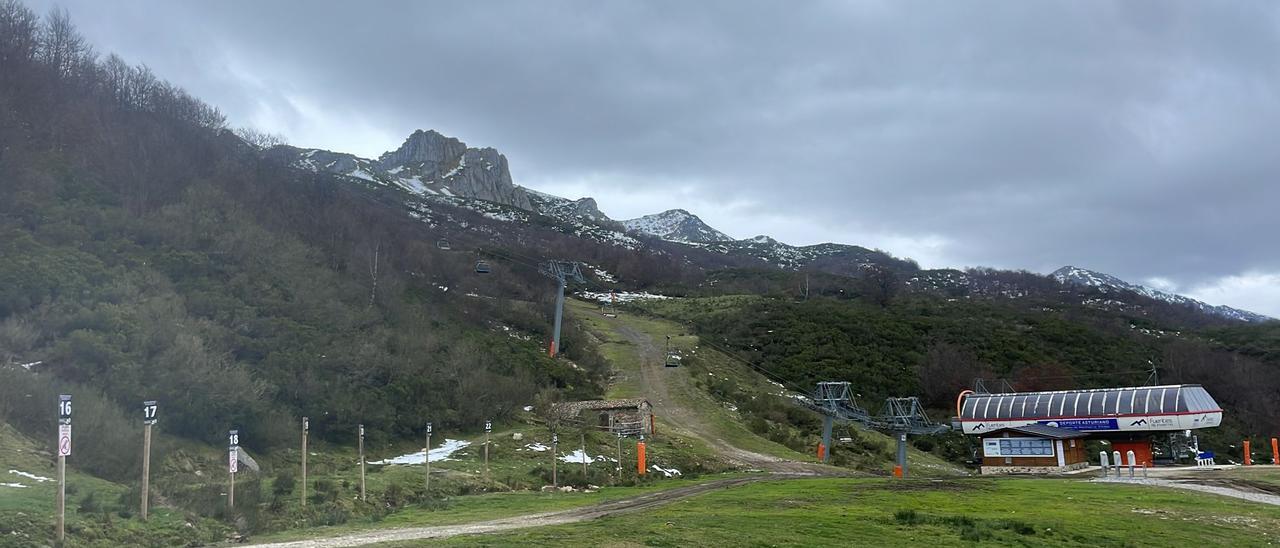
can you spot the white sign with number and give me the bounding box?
[228,430,240,473]
[485,420,492,433]
[143,401,158,425]
[58,394,72,425]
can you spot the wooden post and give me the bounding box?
[141,423,152,520]
[56,454,65,544]
[616,433,623,482]
[358,424,366,502]
[425,422,432,495]
[552,433,558,489]
[301,417,308,507]
[484,420,492,481]
[580,432,588,479]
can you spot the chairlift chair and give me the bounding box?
[664,335,680,367]
[436,239,451,250]
[474,261,491,274]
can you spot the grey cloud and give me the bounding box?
[28,0,1280,295]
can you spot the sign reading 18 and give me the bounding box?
[228,430,240,447]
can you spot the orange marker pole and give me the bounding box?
[1243,440,1251,466]
[817,443,826,461]
[637,441,646,475]
[1272,437,1278,465]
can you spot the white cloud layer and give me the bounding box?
[1185,272,1280,319]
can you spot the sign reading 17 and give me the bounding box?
[143,401,158,424]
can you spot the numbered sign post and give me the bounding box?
[484,420,492,480]
[358,424,366,502]
[424,422,433,494]
[301,417,309,507]
[228,430,239,509]
[56,394,71,543]
[551,433,559,488]
[616,432,623,480]
[141,400,157,520]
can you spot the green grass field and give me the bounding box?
[418,476,1280,547]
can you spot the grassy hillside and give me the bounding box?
[429,476,1280,546]
[630,294,1280,460]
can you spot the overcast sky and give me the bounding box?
[30,1,1280,317]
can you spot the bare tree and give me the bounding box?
[368,240,381,307]
[38,7,91,79]
[235,126,287,149]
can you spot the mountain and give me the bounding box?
[621,209,733,244]
[1052,266,1271,323]
[700,235,919,273]
[267,129,533,209]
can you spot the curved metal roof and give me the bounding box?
[959,384,1219,422]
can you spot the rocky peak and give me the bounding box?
[375,129,467,175]
[621,209,732,244]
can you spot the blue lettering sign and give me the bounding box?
[1037,418,1118,431]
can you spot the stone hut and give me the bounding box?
[550,399,653,436]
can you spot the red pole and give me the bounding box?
[817,443,826,461]
[637,441,646,475]
[1272,437,1278,465]
[649,413,655,437]
[1243,440,1252,466]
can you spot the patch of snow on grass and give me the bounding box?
[651,464,682,477]
[369,439,470,465]
[579,291,672,303]
[9,470,52,482]
[559,450,604,463]
[521,443,549,452]
[1,482,27,488]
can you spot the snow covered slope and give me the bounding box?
[621,209,732,244]
[1052,266,1271,322]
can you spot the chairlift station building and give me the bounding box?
[957,384,1223,474]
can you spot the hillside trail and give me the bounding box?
[246,475,773,547]
[610,320,839,477]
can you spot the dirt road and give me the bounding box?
[614,323,839,476]
[247,475,768,547]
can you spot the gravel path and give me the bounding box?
[1093,477,1280,506]
[247,475,768,547]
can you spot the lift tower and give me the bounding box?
[540,261,585,357]
[803,383,947,476]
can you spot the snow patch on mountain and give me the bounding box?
[1052,266,1271,322]
[621,209,732,244]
